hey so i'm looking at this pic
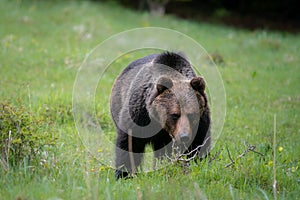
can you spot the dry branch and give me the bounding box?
[208,148,223,163]
[167,137,211,163]
[225,142,264,168]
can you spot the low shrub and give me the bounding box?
[0,102,57,169]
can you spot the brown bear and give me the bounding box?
[110,52,210,179]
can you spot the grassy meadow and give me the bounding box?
[0,0,299,199]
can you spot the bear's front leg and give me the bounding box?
[152,132,173,169]
[115,129,146,179]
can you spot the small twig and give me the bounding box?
[180,137,210,158]
[273,114,277,200]
[225,145,235,167]
[225,142,264,168]
[2,130,12,170]
[167,137,210,163]
[0,156,7,171]
[208,148,223,163]
[249,148,265,156]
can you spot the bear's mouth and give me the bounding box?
[170,136,190,153]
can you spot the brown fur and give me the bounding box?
[110,52,211,179]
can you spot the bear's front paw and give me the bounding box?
[115,169,131,180]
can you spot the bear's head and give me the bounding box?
[149,76,207,145]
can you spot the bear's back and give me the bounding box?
[110,52,197,127]
[119,54,158,77]
[119,52,195,79]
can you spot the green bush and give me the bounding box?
[0,102,57,169]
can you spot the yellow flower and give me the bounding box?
[278,146,283,152]
[97,149,103,153]
[267,160,273,166]
[291,166,298,173]
[99,166,106,171]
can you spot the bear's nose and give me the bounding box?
[179,133,190,144]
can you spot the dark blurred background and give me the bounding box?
[96,0,299,32]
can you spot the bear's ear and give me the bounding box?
[157,76,173,94]
[190,77,206,93]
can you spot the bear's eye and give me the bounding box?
[171,114,180,121]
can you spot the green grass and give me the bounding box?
[1,0,299,199]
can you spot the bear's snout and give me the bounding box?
[174,115,192,144]
[178,132,191,144]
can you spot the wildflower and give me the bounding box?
[291,166,298,173]
[278,146,283,152]
[267,160,273,166]
[99,166,107,171]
